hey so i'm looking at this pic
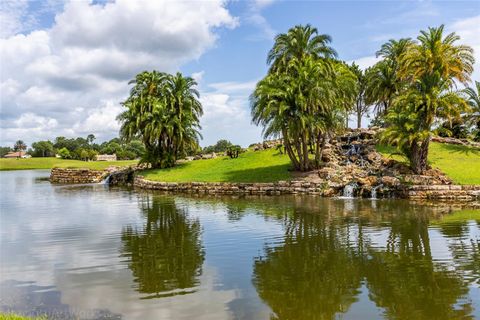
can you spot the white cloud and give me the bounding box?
[245,0,276,41]
[348,55,380,70]
[449,15,480,82]
[0,0,30,38]
[14,112,58,129]
[209,80,257,93]
[73,102,123,136]
[199,79,262,147]
[0,0,237,146]
[0,0,64,38]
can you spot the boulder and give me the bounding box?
[357,176,378,187]
[381,176,400,187]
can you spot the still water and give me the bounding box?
[0,170,479,319]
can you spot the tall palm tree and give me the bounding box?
[13,140,27,152]
[376,38,414,63]
[382,25,474,173]
[365,61,397,117]
[463,81,480,134]
[118,71,203,168]
[252,57,353,171]
[349,63,369,128]
[267,24,337,73]
[366,38,414,120]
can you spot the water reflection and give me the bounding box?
[120,196,205,298]
[245,197,478,320]
[1,171,479,320]
[253,211,362,319]
[0,280,121,320]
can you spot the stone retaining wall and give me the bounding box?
[48,168,480,201]
[134,176,328,195]
[133,176,480,201]
[395,184,480,201]
[50,168,107,184]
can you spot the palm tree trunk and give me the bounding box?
[301,132,310,171]
[314,132,327,168]
[294,139,304,171]
[319,133,327,164]
[410,138,430,174]
[357,109,362,129]
[282,129,301,170]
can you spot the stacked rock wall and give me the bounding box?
[50,168,107,184]
[134,177,328,195]
[133,176,480,201]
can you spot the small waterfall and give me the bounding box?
[370,184,383,200]
[341,183,357,199]
[99,174,112,185]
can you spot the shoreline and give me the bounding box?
[132,175,480,202]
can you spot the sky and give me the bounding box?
[0,0,479,148]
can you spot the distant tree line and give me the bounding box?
[0,135,145,161]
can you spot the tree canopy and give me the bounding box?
[118,71,203,168]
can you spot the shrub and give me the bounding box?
[436,119,469,139]
[58,147,71,159]
[226,145,242,158]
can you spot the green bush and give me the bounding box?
[226,145,242,158]
[58,147,71,159]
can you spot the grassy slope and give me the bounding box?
[142,148,292,183]
[377,142,480,185]
[0,157,137,171]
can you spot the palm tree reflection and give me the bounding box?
[252,199,475,320]
[121,196,204,298]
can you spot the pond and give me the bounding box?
[0,170,479,319]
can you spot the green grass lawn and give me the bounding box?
[377,142,480,185]
[0,314,46,320]
[142,148,292,183]
[0,157,137,171]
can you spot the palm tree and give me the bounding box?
[252,57,354,171]
[267,24,337,73]
[253,24,363,171]
[463,81,480,138]
[382,25,474,173]
[365,60,398,118]
[86,134,95,145]
[349,63,369,128]
[118,71,203,168]
[376,38,414,63]
[13,140,27,152]
[366,38,414,121]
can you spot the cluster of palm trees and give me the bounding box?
[377,25,475,173]
[251,25,357,171]
[251,24,477,174]
[118,71,203,168]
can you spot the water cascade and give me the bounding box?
[341,183,357,199]
[370,184,383,200]
[99,174,112,185]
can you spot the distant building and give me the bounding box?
[4,151,30,158]
[96,154,117,161]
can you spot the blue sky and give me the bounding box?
[182,0,477,83]
[0,0,479,147]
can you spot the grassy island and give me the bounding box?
[142,142,480,185]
